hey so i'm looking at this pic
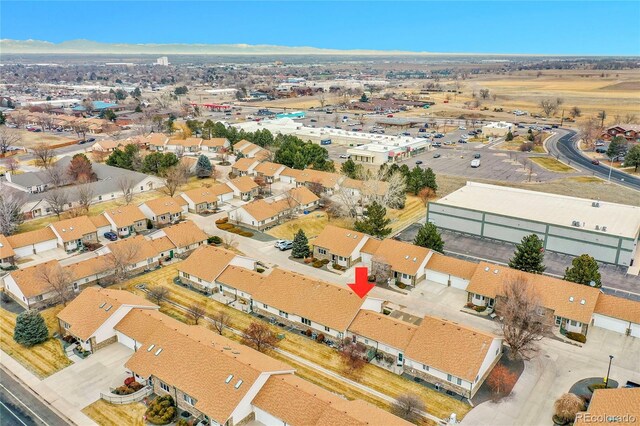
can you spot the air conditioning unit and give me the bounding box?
[592,201,600,207]
[602,226,607,232]
[595,225,600,230]
[571,220,581,227]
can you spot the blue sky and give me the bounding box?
[2,1,639,55]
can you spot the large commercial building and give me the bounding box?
[427,182,640,268]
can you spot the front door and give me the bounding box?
[169,250,174,259]
[397,353,404,366]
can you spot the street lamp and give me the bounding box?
[607,155,614,183]
[605,355,614,388]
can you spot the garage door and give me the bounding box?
[592,314,629,335]
[14,245,34,258]
[254,407,285,425]
[450,277,469,290]
[34,239,57,254]
[425,270,449,285]
[115,331,138,350]
[631,323,640,338]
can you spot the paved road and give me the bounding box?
[0,368,69,426]
[548,129,640,191]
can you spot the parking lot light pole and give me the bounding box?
[607,156,614,183]
[605,355,614,388]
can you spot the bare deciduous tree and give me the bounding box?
[106,240,141,281]
[500,277,548,360]
[44,188,69,219]
[554,394,585,425]
[76,183,95,213]
[242,321,278,353]
[539,99,559,117]
[45,163,66,187]
[578,117,600,148]
[479,88,490,99]
[569,106,582,118]
[162,164,190,197]
[0,128,21,154]
[211,311,230,335]
[339,338,367,373]
[33,144,55,169]
[4,157,19,173]
[221,233,238,250]
[147,286,169,305]
[187,302,206,325]
[391,393,425,424]
[117,176,136,204]
[0,189,26,235]
[37,263,75,306]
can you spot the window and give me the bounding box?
[73,283,79,290]
[456,378,462,386]
[263,304,268,309]
[98,195,103,201]
[422,365,429,371]
[160,382,170,392]
[183,394,195,405]
[447,374,453,382]
[324,326,330,332]
[279,310,288,319]
[182,272,190,279]
[63,322,70,329]
[318,248,327,255]
[475,375,479,383]
[402,273,410,279]
[364,338,369,345]
[570,320,578,327]
[301,318,311,326]
[34,295,43,302]
[140,186,144,191]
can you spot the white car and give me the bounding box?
[459,126,466,130]
[339,154,351,159]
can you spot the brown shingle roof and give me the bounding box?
[253,161,284,177]
[177,245,237,282]
[370,239,431,276]
[405,316,499,382]
[89,214,111,228]
[182,184,233,205]
[288,186,319,206]
[467,262,600,323]
[108,235,159,264]
[57,287,157,341]
[426,252,478,279]
[348,310,417,351]
[215,265,265,295]
[201,138,229,148]
[575,388,640,426]
[295,169,342,189]
[594,293,640,324]
[8,260,61,298]
[49,216,98,243]
[104,205,146,228]
[161,221,207,248]
[146,133,169,147]
[141,196,184,216]
[6,227,57,248]
[0,235,15,259]
[174,137,202,147]
[229,176,259,193]
[240,198,296,223]
[253,269,364,331]
[64,255,113,281]
[149,236,176,254]
[231,157,258,172]
[312,225,368,258]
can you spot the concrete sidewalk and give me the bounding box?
[1,349,97,425]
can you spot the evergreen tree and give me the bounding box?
[505,131,514,141]
[341,159,357,178]
[624,145,640,172]
[354,201,392,238]
[14,310,49,347]
[360,93,369,103]
[606,136,626,160]
[292,229,310,259]
[195,155,213,178]
[413,223,444,253]
[508,234,546,274]
[563,254,601,288]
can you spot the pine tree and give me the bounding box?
[564,254,601,288]
[14,310,49,347]
[508,234,546,274]
[292,229,310,259]
[195,155,212,178]
[413,223,444,253]
[354,201,392,238]
[505,131,514,141]
[341,159,357,178]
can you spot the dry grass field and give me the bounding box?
[82,400,146,426]
[529,157,575,173]
[11,129,77,148]
[0,304,72,378]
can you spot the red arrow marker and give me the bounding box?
[348,266,375,299]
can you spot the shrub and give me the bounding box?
[303,258,313,264]
[321,259,330,265]
[256,268,265,273]
[145,395,176,425]
[208,236,222,244]
[215,217,228,224]
[176,420,189,426]
[396,281,407,289]
[474,305,487,312]
[316,333,325,343]
[129,381,144,392]
[239,231,253,237]
[565,332,587,343]
[312,260,324,268]
[368,275,376,282]
[332,263,345,270]
[587,383,607,392]
[305,329,313,337]
[124,377,135,386]
[217,223,234,230]
[465,302,475,308]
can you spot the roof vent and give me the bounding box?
[493,269,499,274]
[234,380,243,389]
[70,227,74,231]
[405,255,409,259]
[225,374,234,384]
[346,233,351,237]
[154,348,163,356]
[99,302,106,308]
[147,344,155,352]
[105,305,113,312]
[569,297,574,302]
[580,299,586,305]
[413,257,417,262]
[484,267,490,272]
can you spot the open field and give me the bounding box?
[120,266,469,421]
[82,400,146,426]
[529,157,575,173]
[11,129,77,148]
[0,304,72,378]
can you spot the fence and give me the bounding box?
[100,386,152,405]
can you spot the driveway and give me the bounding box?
[41,343,133,409]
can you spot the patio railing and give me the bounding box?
[100,386,152,405]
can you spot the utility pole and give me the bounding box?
[560,109,565,127]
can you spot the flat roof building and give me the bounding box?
[427,182,640,268]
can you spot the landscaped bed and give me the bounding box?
[82,399,147,426]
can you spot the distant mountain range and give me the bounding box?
[0,39,433,55]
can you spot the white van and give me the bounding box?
[471,159,481,168]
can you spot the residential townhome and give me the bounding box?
[574,388,640,426]
[89,139,125,153]
[250,268,383,340]
[104,235,161,274]
[0,235,16,267]
[146,133,169,151]
[177,245,255,294]
[6,227,58,259]
[138,196,187,226]
[281,168,343,194]
[49,216,99,252]
[231,157,260,177]
[253,161,287,183]
[200,137,230,153]
[103,204,147,237]
[466,262,600,336]
[173,137,203,153]
[312,225,369,268]
[214,265,265,309]
[226,176,260,201]
[228,197,296,231]
[403,316,503,399]
[362,239,433,286]
[64,254,115,288]
[90,214,112,237]
[57,287,158,353]
[233,139,270,159]
[150,221,208,255]
[340,178,389,202]
[149,236,177,261]
[180,184,233,213]
[424,252,479,290]
[288,186,320,212]
[592,294,640,338]
[3,260,66,309]
[346,310,418,372]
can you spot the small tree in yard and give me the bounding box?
[391,393,425,424]
[187,302,206,325]
[354,201,392,239]
[14,310,49,347]
[606,136,626,160]
[508,234,546,274]
[501,277,548,360]
[413,222,444,253]
[564,254,601,288]
[623,144,640,172]
[553,393,585,425]
[195,155,213,178]
[147,286,169,305]
[292,229,310,258]
[505,131,514,141]
[211,311,230,335]
[486,364,518,400]
[340,339,367,373]
[242,321,278,353]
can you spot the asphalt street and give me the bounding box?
[0,369,69,426]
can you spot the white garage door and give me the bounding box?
[34,239,57,254]
[425,270,449,285]
[115,331,138,351]
[450,277,470,290]
[592,314,629,335]
[14,245,34,258]
[254,407,285,425]
[631,323,640,338]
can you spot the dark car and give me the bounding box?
[474,153,481,159]
[78,140,87,144]
[86,137,96,142]
[103,232,118,241]
[433,153,441,158]
[415,160,423,165]
[591,159,600,165]
[458,139,467,144]
[595,147,607,154]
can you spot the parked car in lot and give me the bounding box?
[339,154,350,159]
[87,137,96,142]
[434,133,444,138]
[458,126,466,130]
[432,142,442,147]
[104,232,118,241]
[458,139,467,144]
[474,153,481,159]
[433,153,441,158]
[595,147,607,153]
[310,119,317,122]
[387,114,394,118]
[470,159,481,168]
[275,240,293,251]
[595,141,605,146]
[415,160,423,165]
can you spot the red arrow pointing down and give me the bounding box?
[348,266,375,299]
